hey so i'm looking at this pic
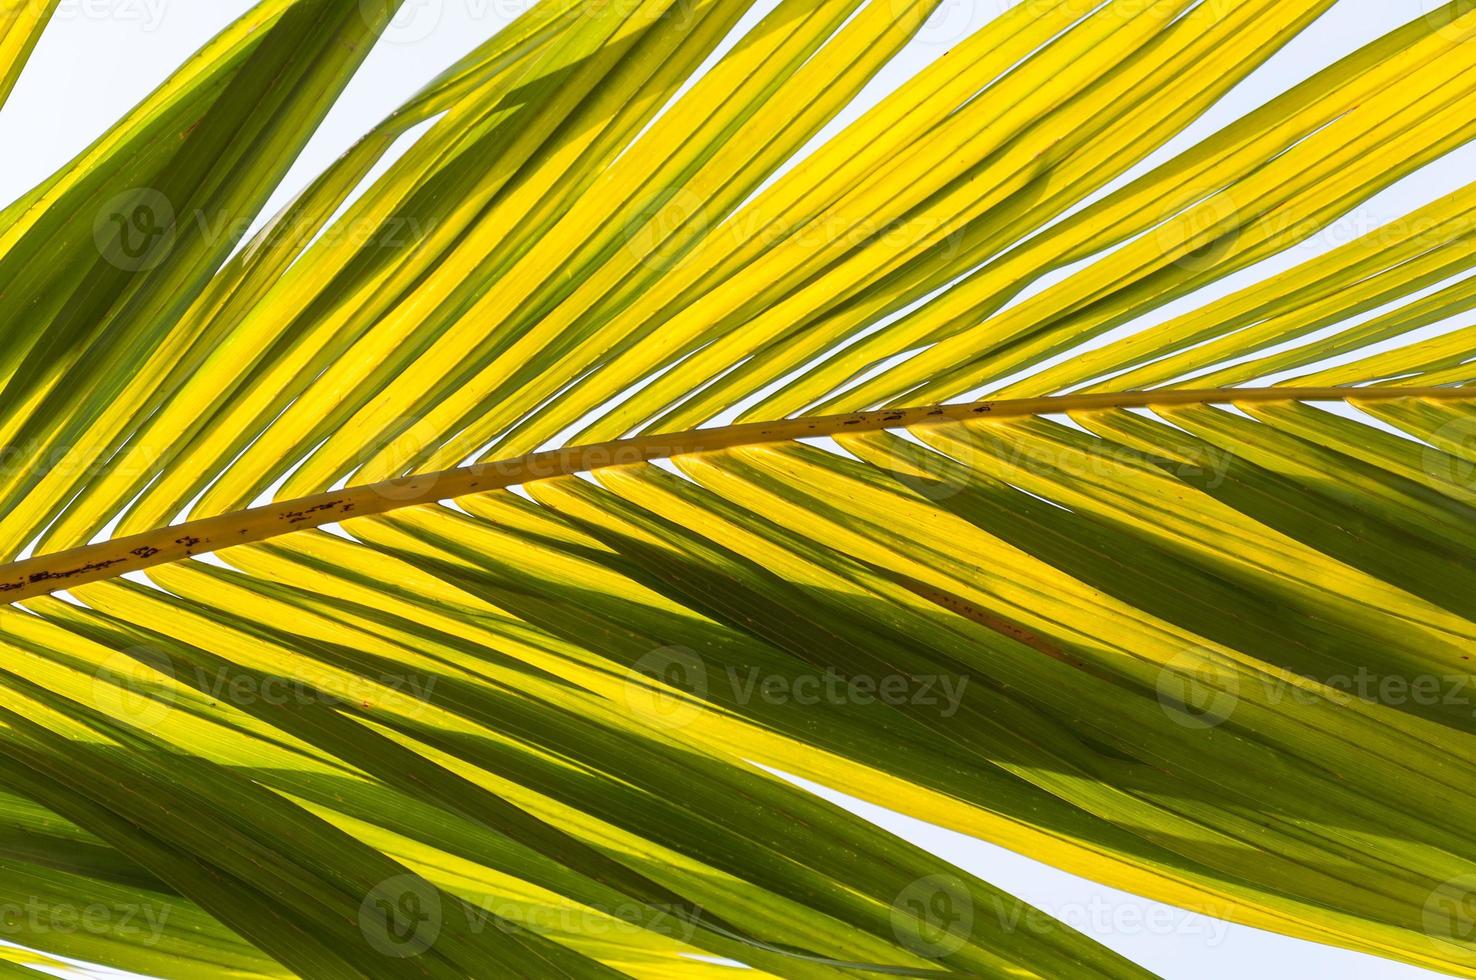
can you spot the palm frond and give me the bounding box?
[3,1,1476,977]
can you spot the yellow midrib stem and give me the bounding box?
[2,386,1471,602]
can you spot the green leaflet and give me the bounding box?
[0,0,55,110]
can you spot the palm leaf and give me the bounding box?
[3,0,1476,976]
[0,0,55,110]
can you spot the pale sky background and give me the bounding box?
[0,1,1470,977]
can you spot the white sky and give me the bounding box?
[0,1,1467,977]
